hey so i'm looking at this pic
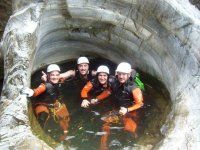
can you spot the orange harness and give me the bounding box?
[34,100,69,122]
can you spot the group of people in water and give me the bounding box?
[21,56,144,149]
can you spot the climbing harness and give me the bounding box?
[49,100,65,122]
[101,111,122,124]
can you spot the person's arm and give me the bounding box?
[81,81,93,108]
[96,88,111,101]
[33,83,46,97]
[60,70,75,81]
[21,83,46,97]
[127,88,143,112]
[81,81,93,99]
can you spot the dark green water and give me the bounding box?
[31,58,171,149]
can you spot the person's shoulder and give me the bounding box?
[38,82,46,87]
[36,82,47,90]
[44,82,56,89]
[130,81,139,90]
[44,82,51,86]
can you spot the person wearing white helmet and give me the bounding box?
[81,65,112,108]
[114,62,144,115]
[41,56,96,85]
[21,64,70,141]
[115,62,144,90]
[99,62,144,150]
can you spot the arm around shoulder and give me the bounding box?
[60,70,75,80]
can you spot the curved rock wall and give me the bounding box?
[0,0,200,149]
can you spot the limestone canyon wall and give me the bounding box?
[0,0,200,149]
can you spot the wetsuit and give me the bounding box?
[81,77,112,101]
[111,78,143,111]
[100,78,143,150]
[74,69,93,81]
[32,82,70,140]
[33,82,61,104]
[66,69,94,90]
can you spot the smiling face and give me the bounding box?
[78,63,89,76]
[48,71,60,84]
[116,72,130,84]
[98,72,108,85]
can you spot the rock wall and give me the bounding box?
[0,0,200,149]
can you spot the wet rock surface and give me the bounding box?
[0,0,200,149]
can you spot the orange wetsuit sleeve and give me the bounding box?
[33,83,46,97]
[81,81,93,99]
[96,88,111,101]
[127,88,144,112]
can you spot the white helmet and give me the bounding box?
[97,65,109,74]
[116,62,131,73]
[47,64,61,73]
[77,56,89,64]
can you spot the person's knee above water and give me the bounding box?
[112,62,144,115]
[21,64,70,141]
[41,56,96,84]
[81,65,112,108]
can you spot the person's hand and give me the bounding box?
[59,74,64,83]
[90,98,98,105]
[21,87,34,97]
[41,71,47,82]
[119,107,128,115]
[81,99,90,108]
[59,77,65,83]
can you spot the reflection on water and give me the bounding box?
[31,58,171,149]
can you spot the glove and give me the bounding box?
[81,99,90,108]
[90,98,98,104]
[21,87,34,97]
[119,107,128,115]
